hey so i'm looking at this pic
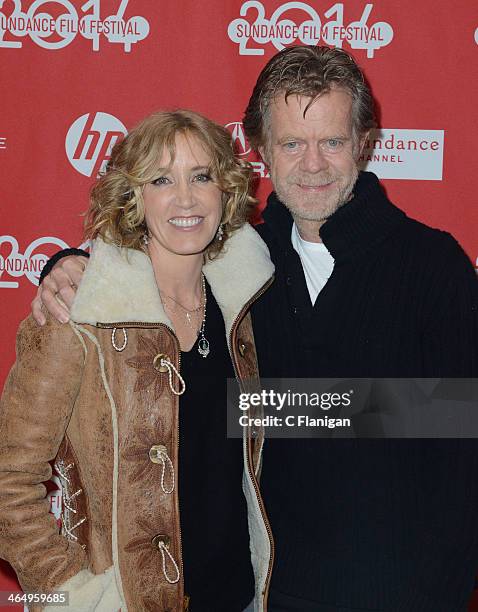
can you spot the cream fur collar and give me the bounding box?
[70,223,274,339]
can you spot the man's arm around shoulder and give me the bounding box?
[33,248,89,325]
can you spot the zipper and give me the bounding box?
[167,331,184,608]
[97,321,173,329]
[98,320,185,605]
[227,276,274,355]
[228,276,275,612]
[174,342,185,609]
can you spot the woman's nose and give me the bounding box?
[174,181,196,210]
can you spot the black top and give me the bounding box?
[179,281,254,611]
[252,172,478,612]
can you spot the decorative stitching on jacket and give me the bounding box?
[54,460,86,547]
[124,517,180,582]
[125,333,177,400]
[122,430,175,494]
[111,327,128,352]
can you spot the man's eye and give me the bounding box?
[283,142,298,150]
[151,176,170,186]
[194,173,212,183]
[326,139,343,149]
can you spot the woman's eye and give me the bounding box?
[151,176,170,186]
[194,173,212,183]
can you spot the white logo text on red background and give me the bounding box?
[0,0,150,51]
[225,120,269,178]
[0,236,90,288]
[228,2,393,58]
[360,129,445,181]
[65,112,127,178]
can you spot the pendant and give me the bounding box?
[198,337,210,358]
[185,312,192,326]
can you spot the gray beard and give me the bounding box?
[275,166,359,223]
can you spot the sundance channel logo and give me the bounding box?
[65,112,127,178]
[0,235,90,288]
[359,129,445,181]
[0,0,150,52]
[228,2,393,58]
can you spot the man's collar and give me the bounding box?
[263,171,406,262]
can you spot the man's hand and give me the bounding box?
[32,256,89,325]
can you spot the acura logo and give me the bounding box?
[225,121,251,156]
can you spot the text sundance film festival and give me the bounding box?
[228,2,393,58]
[0,0,150,51]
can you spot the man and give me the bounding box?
[34,46,478,611]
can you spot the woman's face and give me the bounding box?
[142,133,223,258]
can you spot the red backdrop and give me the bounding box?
[1,1,478,609]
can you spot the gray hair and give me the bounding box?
[243,45,376,151]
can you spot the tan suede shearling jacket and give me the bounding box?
[0,224,275,612]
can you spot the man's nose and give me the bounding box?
[299,145,328,174]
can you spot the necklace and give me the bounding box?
[197,275,210,358]
[160,275,210,358]
[160,288,203,327]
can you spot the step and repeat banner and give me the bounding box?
[1,1,477,609]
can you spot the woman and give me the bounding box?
[0,110,274,611]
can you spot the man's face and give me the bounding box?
[261,88,366,232]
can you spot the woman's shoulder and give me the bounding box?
[16,312,86,360]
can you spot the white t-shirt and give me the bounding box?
[291,223,335,305]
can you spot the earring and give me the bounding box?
[216,224,224,241]
[143,232,149,245]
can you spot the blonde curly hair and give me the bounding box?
[85,109,257,259]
